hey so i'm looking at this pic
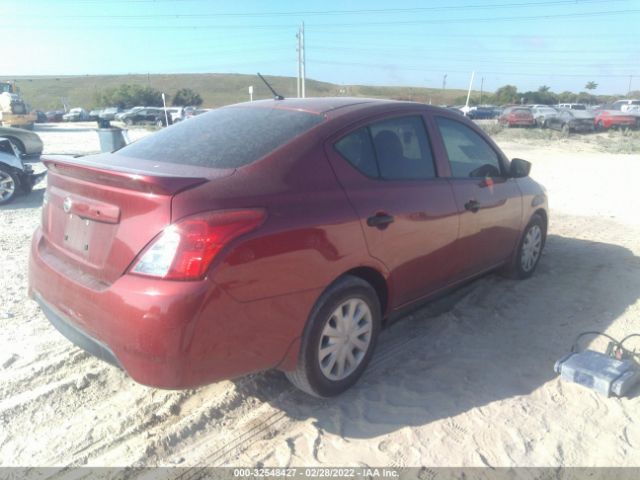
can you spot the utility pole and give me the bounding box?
[628,75,633,97]
[296,29,301,98]
[480,77,484,105]
[300,22,306,98]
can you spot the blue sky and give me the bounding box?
[4,0,639,94]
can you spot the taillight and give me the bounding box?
[130,209,266,280]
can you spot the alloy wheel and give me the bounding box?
[0,170,16,202]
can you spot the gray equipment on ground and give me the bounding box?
[95,119,129,153]
[555,350,639,397]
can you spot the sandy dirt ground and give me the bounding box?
[1,123,639,468]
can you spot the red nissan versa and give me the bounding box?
[29,98,548,397]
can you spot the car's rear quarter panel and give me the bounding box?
[171,125,387,377]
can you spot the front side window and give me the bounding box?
[435,117,502,178]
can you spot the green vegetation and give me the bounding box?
[8,73,637,112]
[94,84,164,109]
[172,88,203,107]
[9,73,470,110]
[454,84,632,107]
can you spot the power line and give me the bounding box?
[6,0,625,18]
[6,9,639,28]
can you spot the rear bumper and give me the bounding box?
[34,293,122,369]
[28,228,315,389]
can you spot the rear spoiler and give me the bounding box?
[43,156,208,195]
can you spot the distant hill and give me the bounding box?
[6,73,472,111]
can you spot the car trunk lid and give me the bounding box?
[40,153,233,286]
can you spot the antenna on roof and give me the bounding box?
[257,73,284,100]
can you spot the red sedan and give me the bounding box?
[498,106,536,128]
[29,98,548,397]
[594,110,637,131]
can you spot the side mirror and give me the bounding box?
[509,158,531,178]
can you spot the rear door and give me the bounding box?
[325,112,460,308]
[429,115,523,275]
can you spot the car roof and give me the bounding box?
[240,97,416,115]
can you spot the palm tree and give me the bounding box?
[585,81,598,91]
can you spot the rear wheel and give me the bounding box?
[285,275,381,397]
[0,166,19,205]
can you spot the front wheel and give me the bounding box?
[596,120,606,132]
[0,166,20,205]
[285,275,381,397]
[503,214,546,279]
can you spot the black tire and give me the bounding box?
[504,214,546,279]
[285,275,381,397]
[0,166,20,205]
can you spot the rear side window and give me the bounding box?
[435,117,502,178]
[334,115,436,180]
[118,106,324,168]
[335,127,379,177]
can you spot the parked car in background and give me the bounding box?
[29,98,548,397]
[0,126,44,156]
[62,108,89,122]
[119,107,171,127]
[166,107,185,123]
[557,103,586,110]
[531,106,558,127]
[498,106,535,127]
[466,105,498,120]
[545,108,594,133]
[88,109,102,121]
[115,106,145,121]
[99,107,122,121]
[593,110,637,131]
[0,136,46,204]
[182,107,211,120]
[34,110,47,123]
[45,110,64,122]
[611,99,640,112]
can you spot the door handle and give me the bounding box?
[367,213,395,228]
[464,200,480,213]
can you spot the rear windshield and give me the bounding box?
[118,106,324,168]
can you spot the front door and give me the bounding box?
[430,115,523,275]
